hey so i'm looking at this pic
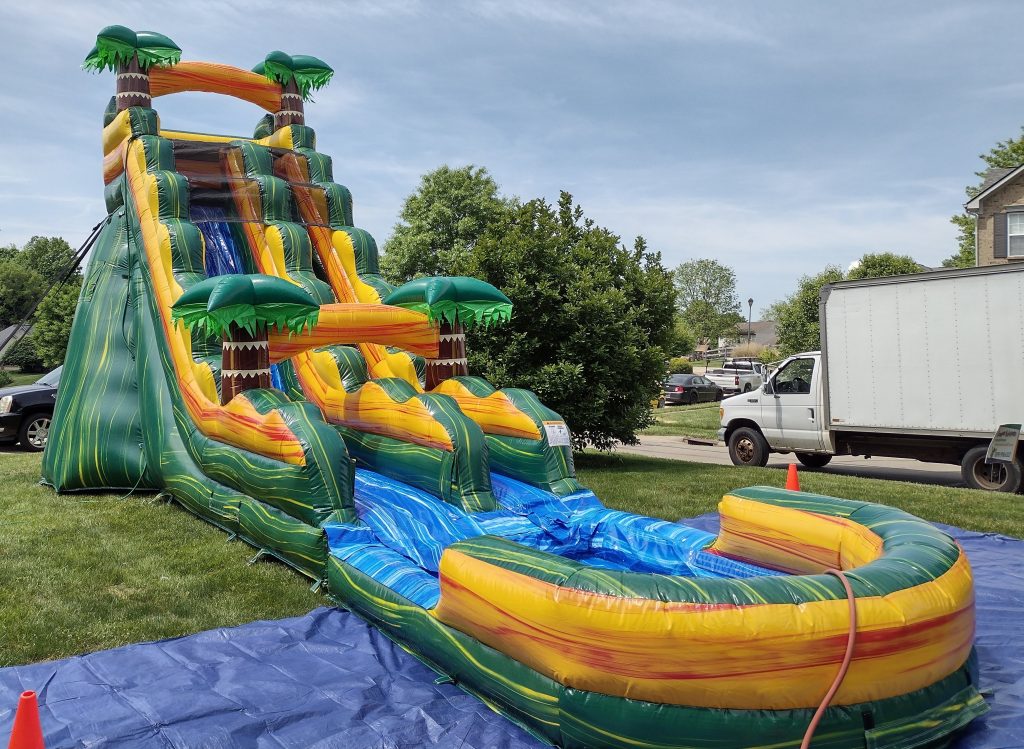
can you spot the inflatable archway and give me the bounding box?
[43,26,987,748]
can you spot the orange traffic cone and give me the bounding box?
[786,463,800,492]
[6,691,44,749]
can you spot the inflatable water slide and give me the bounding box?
[42,26,988,748]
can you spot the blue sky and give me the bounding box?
[1,1,1021,314]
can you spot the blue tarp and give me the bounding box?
[1,516,1021,748]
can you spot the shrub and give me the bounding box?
[758,346,782,364]
[0,368,11,387]
[2,335,45,373]
[667,356,693,374]
[730,342,765,358]
[388,184,677,451]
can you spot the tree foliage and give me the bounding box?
[771,250,922,356]
[384,170,677,450]
[21,236,78,283]
[943,214,976,269]
[665,316,696,358]
[0,235,81,367]
[466,195,676,450]
[381,165,509,282]
[0,262,45,331]
[33,279,83,368]
[846,252,921,280]
[943,127,1024,268]
[772,266,845,356]
[673,259,743,347]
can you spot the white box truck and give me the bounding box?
[718,264,1024,491]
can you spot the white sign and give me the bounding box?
[543,421,571,447]
[985,423,1021,464]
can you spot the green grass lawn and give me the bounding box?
[2,371,42,386]
[643,403,721,440]
[1,449,1018,667]
[0,451,321,667]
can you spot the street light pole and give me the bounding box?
[747,298,753,344]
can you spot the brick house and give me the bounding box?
[964,166,1024,265]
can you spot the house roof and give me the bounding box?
[0,324,32,357]
[964,165,1024,212]
[746,320,777,348]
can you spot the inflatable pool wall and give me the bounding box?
[42,27,987,748]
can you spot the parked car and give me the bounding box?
[705,359,764,394]
[663,374,723,405]
[0,366,62,451]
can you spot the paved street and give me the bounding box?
[615,435,965,487]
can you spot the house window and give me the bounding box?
[1008,212,1024,257]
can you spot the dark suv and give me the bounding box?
[0,366,62,451]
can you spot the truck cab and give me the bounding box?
[718,352,833,468]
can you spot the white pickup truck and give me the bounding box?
[705,359,765,395]
[718,264,1024,492]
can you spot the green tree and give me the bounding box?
[944,214,976,269]
[944,127,1024,268]
[847,252,921,280]
[32,279,82,368]
[772,266,845,356]
[21,236,78,283]
[673,258,743,347]
[665,316,696,358]
[0,262,44,330]
[466,193,676,450]
[0,236,81,361]
[381,165,509,282]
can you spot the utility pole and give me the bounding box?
[747,297,753,344]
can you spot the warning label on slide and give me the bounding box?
[542,421,571,447]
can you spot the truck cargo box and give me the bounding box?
[820,264,1024,437]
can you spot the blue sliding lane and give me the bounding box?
[325,468,781,609]
[191,204,243,277]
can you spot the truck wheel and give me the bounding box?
[961,446,1022,492]
[796,453,832,468]
[728,427,769,467]
[743,384,752,393]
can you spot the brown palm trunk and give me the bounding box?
[115,55,151,111]
[425,321,467,390]
[274,79,305,130]
[221,325,271,404]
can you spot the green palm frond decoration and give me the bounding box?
[384,277,513,330]
[171,274,320,338]
[253,51,334,100]
[83,25,182,72]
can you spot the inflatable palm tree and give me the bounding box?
[172,275,320,404]
[84,25,181,110]
[253,51,334,130]
[384,277,512,389]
